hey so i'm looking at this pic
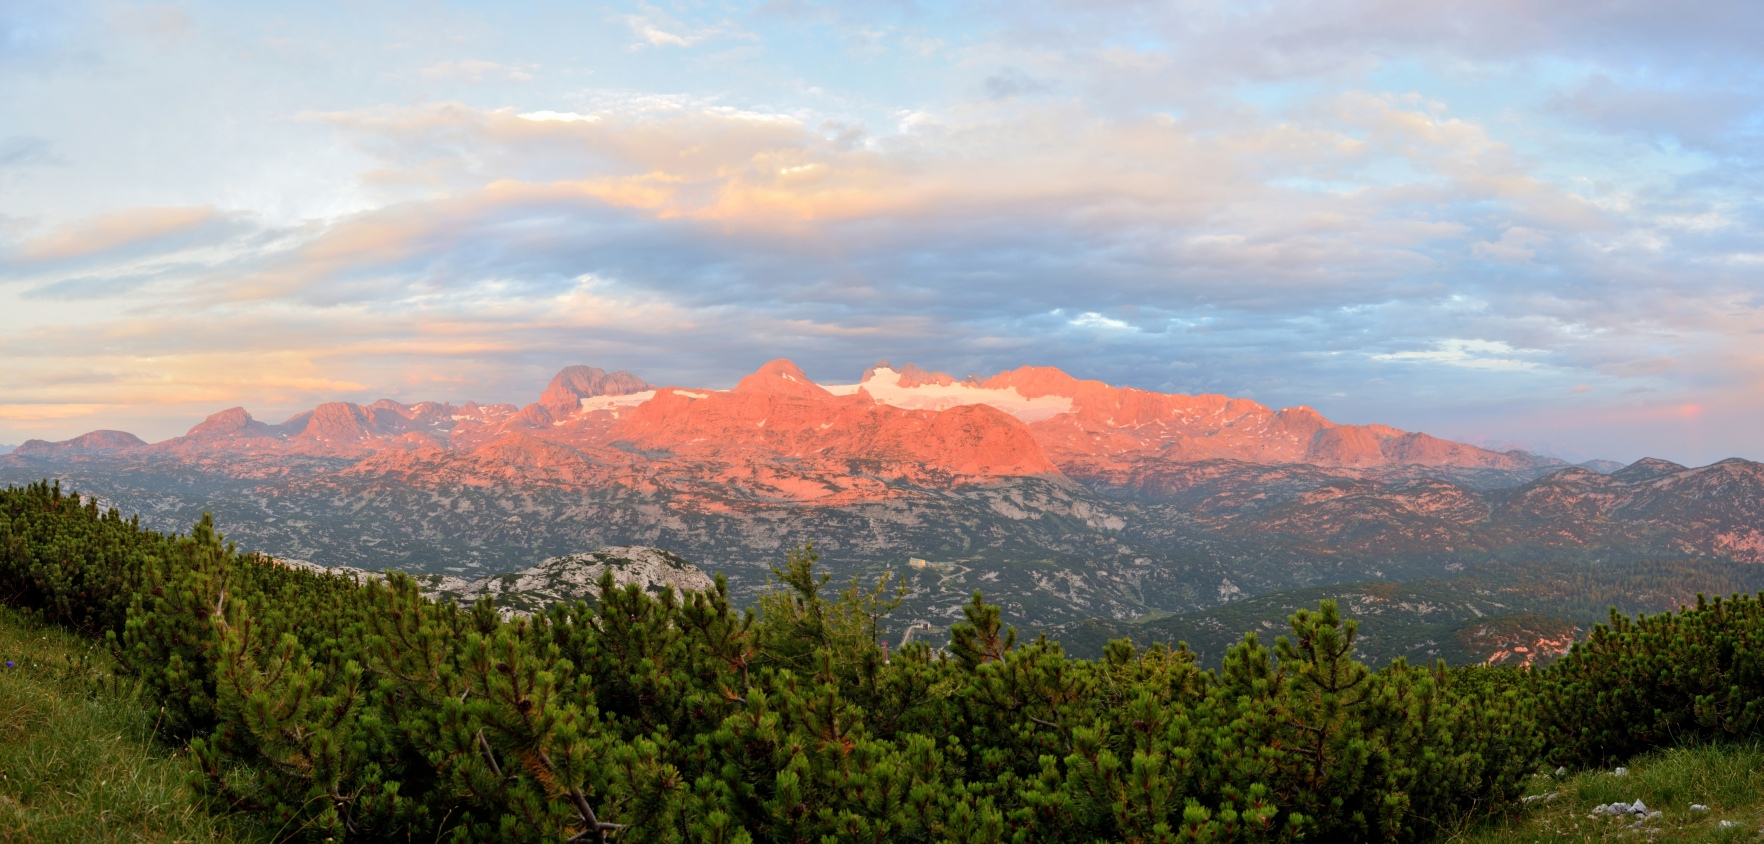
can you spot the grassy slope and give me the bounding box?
[1449,744,1764,843]
[0,606,271,844]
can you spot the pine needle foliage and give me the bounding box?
[3,481,1546,842]
[1536,593,1764,766]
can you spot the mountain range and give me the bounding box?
[6,359,1760,662]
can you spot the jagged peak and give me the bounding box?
[310,401,369,421]
[895,362,957,388]
[542,365,653,415]
[294,402,374,441]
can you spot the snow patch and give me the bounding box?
[821,367,1074,422]
[580,390,657,411]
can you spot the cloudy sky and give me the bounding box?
[2,0,1761,464]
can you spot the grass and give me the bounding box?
[1446,744,1764,843]
[0,605,273,844]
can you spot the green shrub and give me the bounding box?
[1536,594,1764,766]
[1,481,1543,842]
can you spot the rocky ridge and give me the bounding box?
[5,358,1757,656]
[284,546,714,616]
[15,430,147,455]
[5,359,1566,500]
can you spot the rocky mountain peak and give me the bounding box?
[1612,457,1689,484]
[733,359,831,399]
[186,407,273,440]
[894,362,959,388]
[540,365,653,417]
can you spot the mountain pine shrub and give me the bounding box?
[3,480,1544,841]
[1536,593,1764,766]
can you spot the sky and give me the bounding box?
[1,0,1761,465]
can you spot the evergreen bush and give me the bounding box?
[2,481,1546,842]
[1536,594,1764,766]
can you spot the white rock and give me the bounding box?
[1719,819,1740,828]
[455,546,715,614]
[1555,766,1568,776]
[1591,801,1652,818]
[278,546,715,617]
[1613,766,1629,776]
[1690,804,1710,812]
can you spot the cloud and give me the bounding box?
[614,4,732,49]
[1373,339,1542,372]
[1473,227,1551,264]
[9,206,219,262]
[518,111,597,123]
[3,0,1763,463]
[0,136,60,169]
[19,95,1750,401]
[21,272,158,300]
[983,67,1053,101]
[1547,74,1757,152]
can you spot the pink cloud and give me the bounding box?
[13,206,218,262]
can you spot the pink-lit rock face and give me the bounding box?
[0,359,1567,504]
[34,357,1743,569]
[838,361,1557,486]
[539,365,653,418]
